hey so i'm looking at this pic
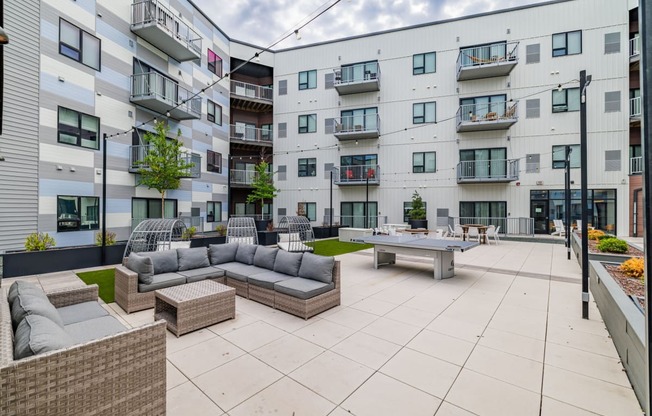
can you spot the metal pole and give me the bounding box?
[101,133,107,266]
[365,176,369,228]
[329,170,333,236]
[579,70,590,319]
[227,154,231,219]
[565,145,572,260]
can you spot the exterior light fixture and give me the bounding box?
[295,30,301,40]
[557,84,563,92]
[254,53,260,63]
[0,26,9,44]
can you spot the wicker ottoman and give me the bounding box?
[154,280,235,337]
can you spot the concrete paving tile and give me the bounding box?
[331,331,402,369]
[251,334,325,373]
[465,345,543,393]
[293,318,356,349]
[477,327,545,362]
[407,328,476,366]
[168,336,245,378]
[221,321,287,352]
[167,381,224,416]
[361,316,422,345]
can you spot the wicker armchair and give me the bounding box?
[0,285,167,415]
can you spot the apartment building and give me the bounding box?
[628,4,642,236]
[0,0,639,253]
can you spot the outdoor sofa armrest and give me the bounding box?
[46,284,99,308]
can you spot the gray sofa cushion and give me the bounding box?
[254,246,279,270]
[217,262,267,282]
[56,301,109,326]
[248,271,294,290]
[138,272,187,293]
[64,315,127,344]
[298,253,335,284]
[178,267,225,283]
[8,280,46,306]
[147,250,179,274]
[209,242,238,265]
[273,250,304,277]
[274,277,335,300]
[177,247,210,271]
[235,244,257,265]
[12,293,64,329]
[126,252,154,284]
[14,315,74,360]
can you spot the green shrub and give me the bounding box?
[95,231,116,246]
[182,226,197,240]
[620,257,645,279]
[215,224,227,237]
[24,232,56,251]
[596,234,616,241]
[596,237,628,254]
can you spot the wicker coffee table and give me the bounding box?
[154,280,235,337]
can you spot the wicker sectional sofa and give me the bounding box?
[1,280,166,415]
[115,243,340,319]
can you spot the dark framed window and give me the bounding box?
[341,201,378,228]
[207,100,222,125]
[413,102,436,124]
[460,95,507,121]
[459,201,507,219]
[261,124,273,141]
[552,30,582,57]
[552,88,580,113]
[58,106,100,150]
[403,201,427,222]
[340,108,378,131]
[413,152,436,173]
[235,202,256,216]
[298,202,317,221]
[298,114,316,133]
[207,150,222,173]
[630,144,642,159]
[552,144,580,169]
[207,201,222,223]
[207,49,222,76]
[459,148,507,179]
[132,197,178,220]
[298,70,317,90]
[413,52,436,75]
[340,154,377,181]
[59,18,101,70]
[57,195,99,232]
[298,158,316,177]
[340,61,378,82]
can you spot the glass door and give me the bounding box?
[531,200,549,234]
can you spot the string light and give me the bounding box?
[295,30,301,40]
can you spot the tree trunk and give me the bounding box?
[161,191,166,218]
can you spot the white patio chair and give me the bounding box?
[485,225,499,245]
[467,226,480,242]
[450,224,464,240]
[551,219,565,237]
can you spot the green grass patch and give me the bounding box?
[308,239,374,256]
[77,269,115,304]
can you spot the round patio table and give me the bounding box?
[460,224,489,244]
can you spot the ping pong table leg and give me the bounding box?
[433,251,456,279]
[374,248,396,268]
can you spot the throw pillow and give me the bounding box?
[298,252,335,284]
[273,250,304,277]
[8,280,47,306]
[209,242,239,265]
[14,315,74,360]
[11,293,65,329]
[177,247,210,271]
[148,250,179,274]
[126,252,154,285]
[235,244,257,265]
[253,246,279,270]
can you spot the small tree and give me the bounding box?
[246,161,279,214]
[138,122,194,218]
[409,190,426,220]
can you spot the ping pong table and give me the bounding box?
[362,235,478,279]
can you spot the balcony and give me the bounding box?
[334,62,381,95]
[230,80,273,112]
[630,35,640,65]
[130,72,201,120]
[130,0,202,62]
[229,125,273,146]
[630,156,643,175]
[456,101,518,132]
[456,42,518,81]
[333,114,380,141]
[129,145,201,178]
[230,169,256,187]
[456,159,519,183]
[333,165,380,186]
[630,96,641,126]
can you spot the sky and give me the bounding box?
[192,0,549,49]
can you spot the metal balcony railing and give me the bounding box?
[230,80,273,102]
[456,159,519,183]
[230,169,257,186]
[130,72,201,119]
[450,216,534,236]
[131,0,202,61]
[229,125,273,144]
[630,96,641,118]
[129,145,201,178]
[456,101,518,132]
[333,113,380,140]
[333,62,381,94]
[630,35,640,57]
[456,41,518,80]
[631,156,643,174]
[333,165,380,185]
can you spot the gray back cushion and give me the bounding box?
[11,293,64,329]
[147,250,179,274]
[126,252,154,284]
[8,280,46,306]
[14,315,74,360]
[298,253,335,284]
[254,246,279,270]
[273,250,304,277]
[235,244,258,265]
[177,247,210,271]
[209,242,239,264]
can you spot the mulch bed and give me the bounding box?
[604,264,645,310]
[576,233,645,257]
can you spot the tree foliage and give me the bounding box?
[409,190,426,220]
[246,161,279,209]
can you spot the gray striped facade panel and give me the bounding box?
[39,161,95,182]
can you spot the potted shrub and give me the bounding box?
[408,191,428,229]
[246,161,279,231]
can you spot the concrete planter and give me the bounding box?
[571,232,636,269]
[189,235,226,248]
[313,226,348,239]
[589,260,645,409]
[257,231,279,246]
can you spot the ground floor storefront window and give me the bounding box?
[530,189,616,234]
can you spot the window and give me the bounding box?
[459,148,507,179]
[341,201,378,228]
[552,144,580,169]
[460,95,507,120]
[413,152,436,173]
[460,201,507,221]
[298,114,316,133]
[132,197,178,220]
[207,150,222,173]
[552,30,582,57]
[57,196,99,232]
[403,201,427,222]
[340,108,378,131]
[340,154,377,181]
[235,202,256,216]
[207,201,222,222]
[59,18,101,70]
[261,124,273,141]
[341,61,378,83]
[207,49,222,76]
[207,100,222,124]
[298,158,316,177]
[413,52,436,75]
[552,88,580,112]
[298,202,317,221]
[298,70,317,90]
[413,102,436,124]
[58,107,100,150]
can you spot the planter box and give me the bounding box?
[257,231,279,246]
[189,235,226,248]
[2,243,127,278]
[571,232,633,269]
[313,226,349,239]
[589,260,645,409]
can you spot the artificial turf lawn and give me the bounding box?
[309,239,373,256]
[77,269,115,304]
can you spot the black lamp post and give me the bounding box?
[579,70,591,319]
[565,145,572,260]
[101,133,108,265]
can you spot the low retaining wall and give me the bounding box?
[339,228,373,243]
